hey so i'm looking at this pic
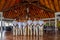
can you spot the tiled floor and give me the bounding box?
[0,31,60,40]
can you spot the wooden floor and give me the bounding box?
[0,31,60,40]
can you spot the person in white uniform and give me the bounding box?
[38,20,44,36]
[22,20,27,36]
[17,20,22,35]
[27,18,33,35]
[33,18,38,36]
[12,19,18,35]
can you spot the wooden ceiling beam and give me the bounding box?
[44,0,50,9]
[9,0,16,8]
[15,0,21,4]
[54,0,60,12]
[58,0,60,11]
[2,0,21,11]
[0,0,5,11]
[48,0,55,11]
[43,0,55,12]
[38,4,54,12]
[39,0,54,18]
[2,2,27,12]
[2,0,54,13]
[39,0,45,5]
[2,0,12,10]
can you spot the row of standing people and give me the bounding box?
[12,18,45,36]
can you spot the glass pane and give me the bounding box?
[5,22,8,26]
[9,22,13,26]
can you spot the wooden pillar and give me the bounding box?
[0,12,3,40]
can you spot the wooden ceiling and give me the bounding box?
[0,0,58,19]
[0,0,21,11]
[40,0,60,12]
[3,4,54,20]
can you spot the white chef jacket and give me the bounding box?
[17,22,22,28]
[23,22,27,27]
[12,21,18,26]
[38,20,44,25]
[27,20,32,25]
[33,21,38,25]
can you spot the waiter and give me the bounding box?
[33,18,38,36]
[38,20,44,36]
[12,19,18,35]
[27,18,32,35]
[17,19,22,35]
[22,20,27,36]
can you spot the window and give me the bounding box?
[5,22,9,26]
[9,22,13,26]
